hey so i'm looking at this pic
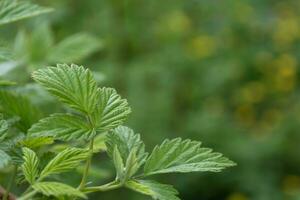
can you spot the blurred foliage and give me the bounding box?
[1,0,300,199]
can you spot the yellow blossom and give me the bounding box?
[272,54,297,92]
[157,10,191,36]
[240,82,266,104]
[235,104,255,127]
[273,17,299,47]
[282,175,300,195]
[227,193,248,200]
[186,35,217,59]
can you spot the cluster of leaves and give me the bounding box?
[0,64,235,200]
[0,0,52,62]
[0,0,52,26]
[0,1,235,200]
[0,0,102,81]
[0,1,51,182]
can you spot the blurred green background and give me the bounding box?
[2,0,300,199]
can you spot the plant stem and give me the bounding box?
[3,165,17,200]
[18,190,37,200]
[78,137,94,190]
[83,181,122,193]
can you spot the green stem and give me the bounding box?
[82,181,122,193]
[78,137,94,190]
[18,190,37,200]
[3,165,17,200]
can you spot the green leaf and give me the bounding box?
[0,117,8,141]
[112,145,125,181]
[0,0,53,26]
[21,147,39,184]
[40,147,89,179]
[124,148,141,181]
[28,113,94,141]
[93,88,131,132]
[126,180,180,200]
[106,126,148,181]
[106,126,147,162]
[28,23,54,65]
[32,64,100,115]
[21,137,54,149]
[48,33,103,63]
[0,134,24,165]
[0,149,11,168]
[0,90,41,132]
[33,182,86,199]
[144,138,236,176]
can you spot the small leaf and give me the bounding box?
[33,182,86,199]
[40,147,89,179]
[92,88,131,132]
[144,138,236,176]
[28,113,94,141]
[126,180,180,200]
[106,126,147,181]
[106,126,147,165]
[48,33,103,63]
[0,149,11,169]
[21,147,39,184]
[32,64,100,115]
[0,0,53,26]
